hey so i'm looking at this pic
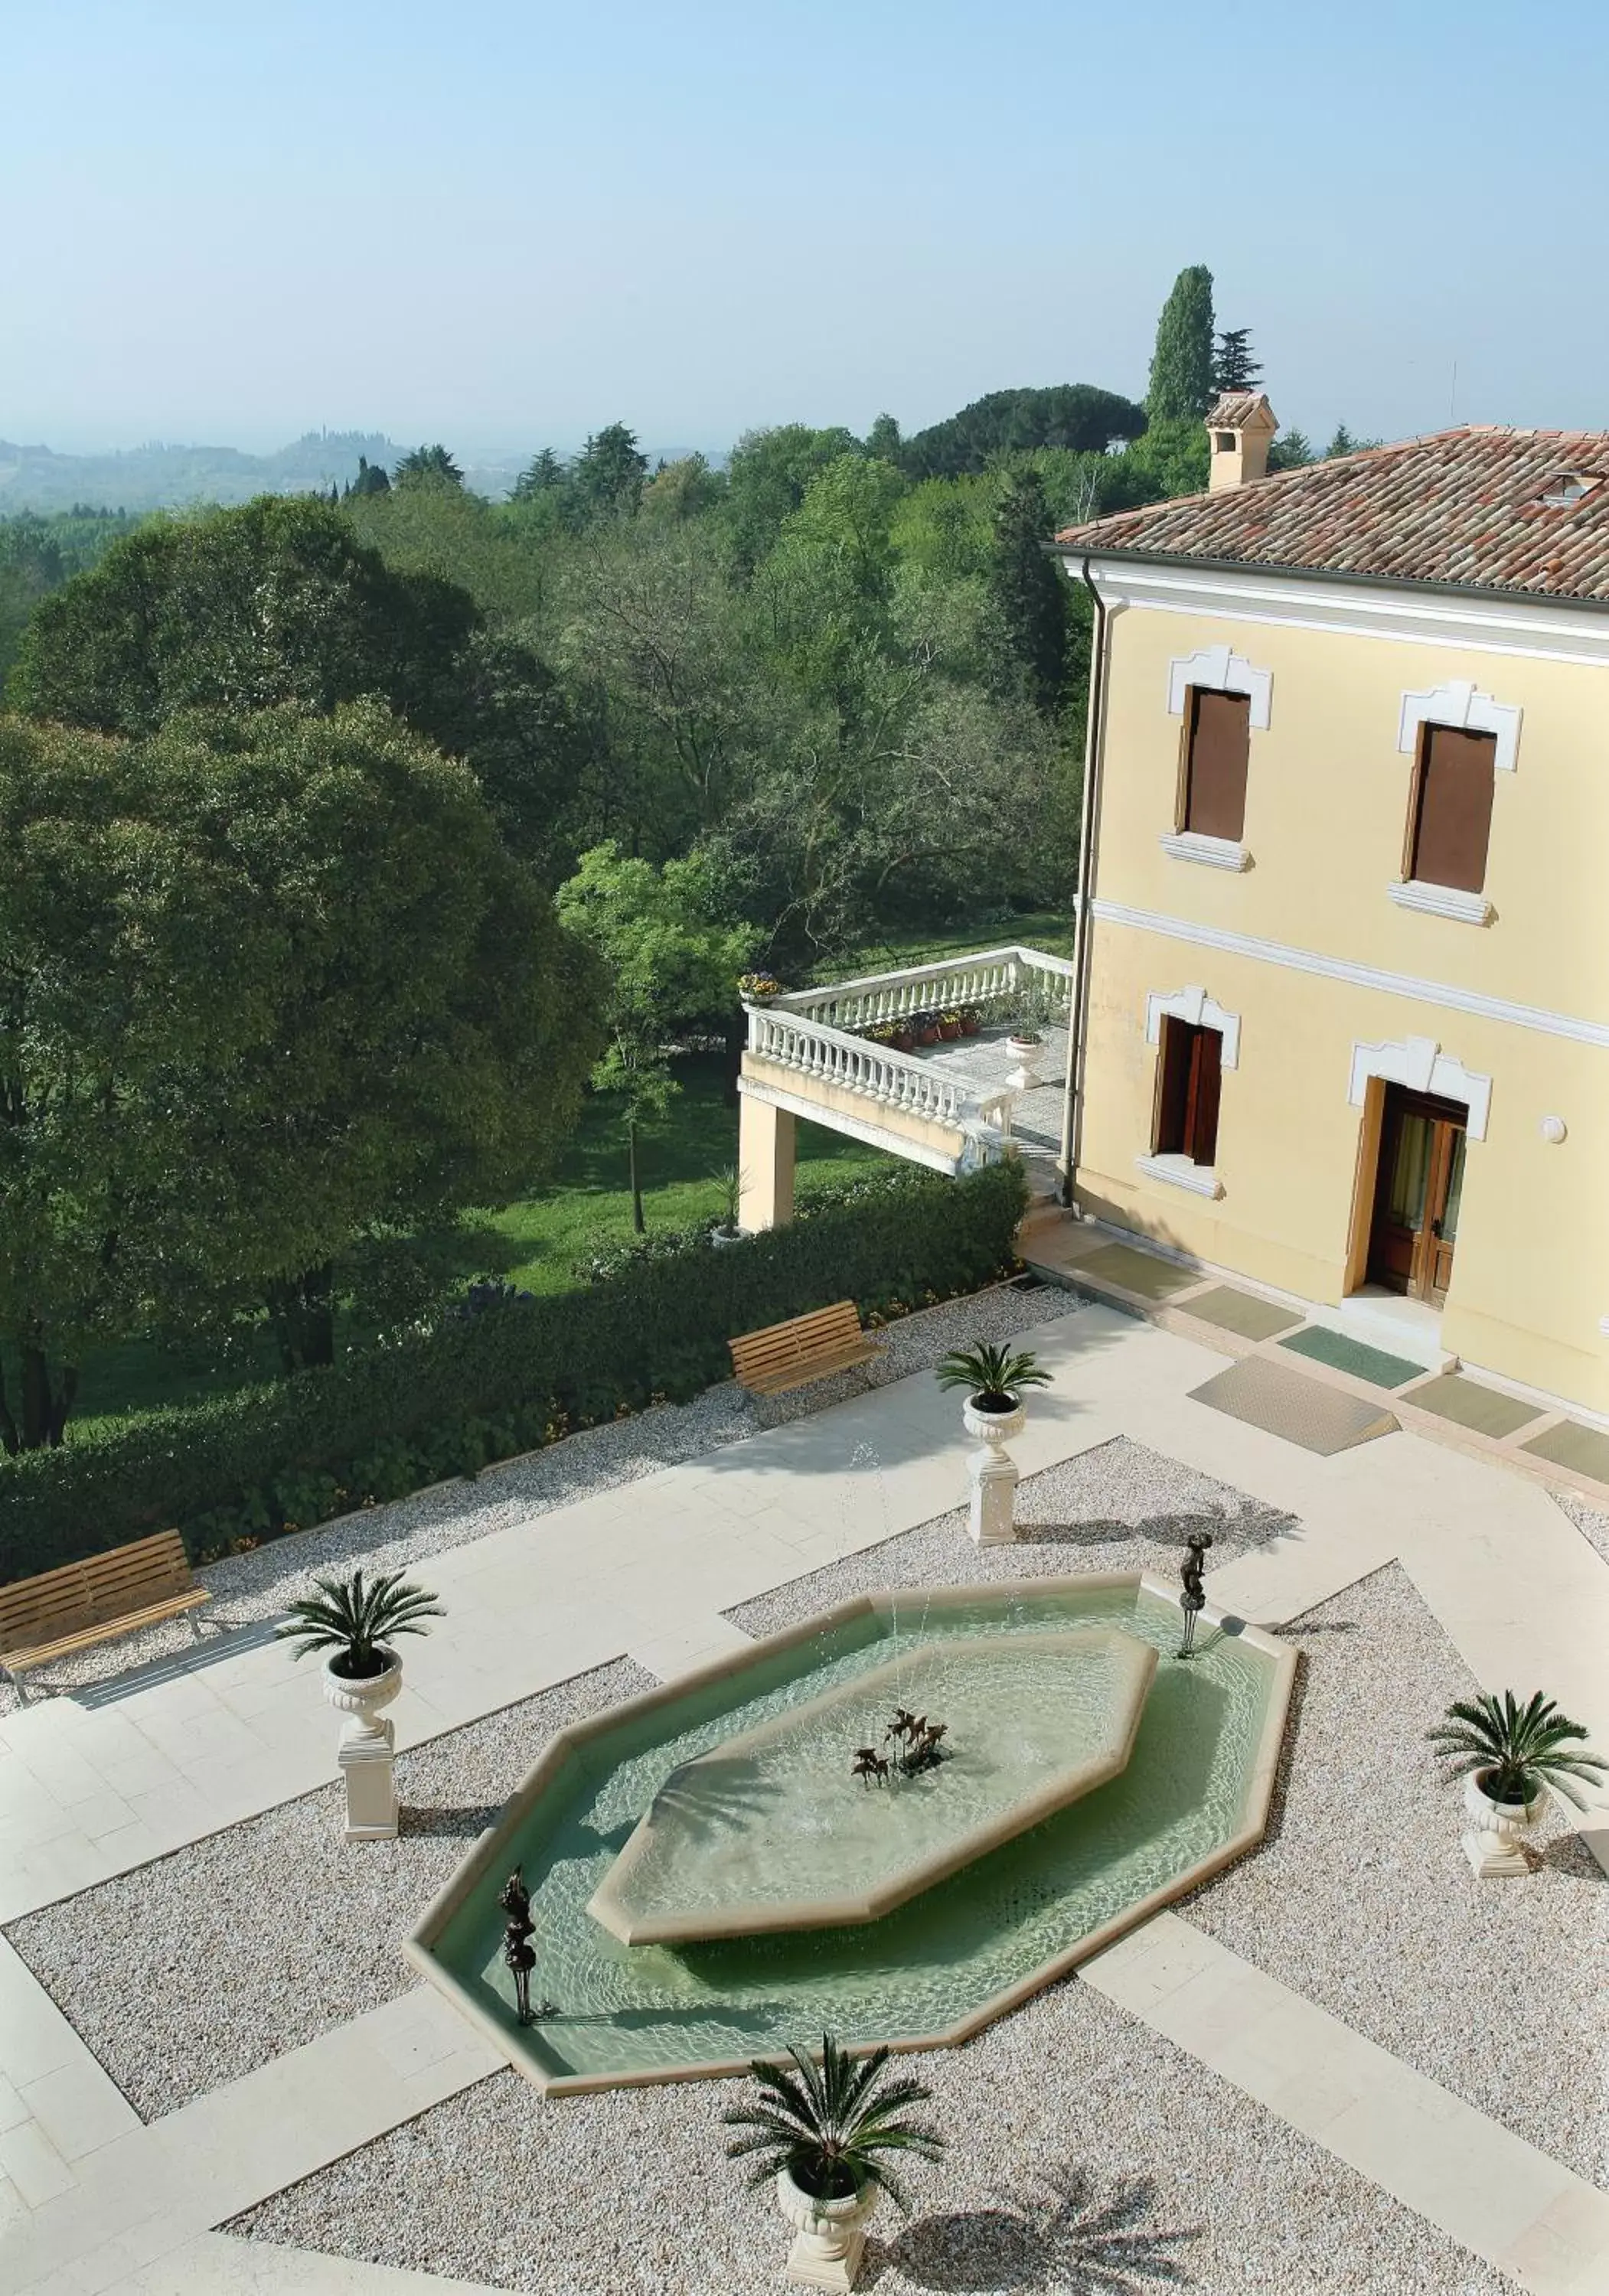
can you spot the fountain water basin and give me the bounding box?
[589,1627,1157,1945]
[405,1574,1295,2093]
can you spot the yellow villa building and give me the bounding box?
[736,403,1609,1426]
[1052,403,1609,1420]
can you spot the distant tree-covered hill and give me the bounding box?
[0,431,398,514]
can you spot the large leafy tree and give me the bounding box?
[6,497,477,744]
[1147,266,1216,423]
[723,424,865,570]
[556,842,754,1231]
[0,701,601,1430]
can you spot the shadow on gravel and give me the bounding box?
[398,1802,503,1840]
[884,2167,1199,2291]
[1017,1502,1291,1556]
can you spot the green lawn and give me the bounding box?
[64,1054,890,1429]
[57,920,1062,1432]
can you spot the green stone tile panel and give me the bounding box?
[1278,1325,1426,1391]
[1521,1418,1609,1483]
[1402,1375,1543,1440]
[1183,1287,1304,1342]
[1075,1242,1200,1303]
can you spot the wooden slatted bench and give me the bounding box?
[729,1300,879,1397]
[1,1531,211,1704]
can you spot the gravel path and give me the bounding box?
[1556,1488,1609,1570]
[229,1980,1514,2294]
[1186,1559,1609,2190]
[5,1660,654,2121]
[2,1281,1076,1715]
[728,1435,1297,1636]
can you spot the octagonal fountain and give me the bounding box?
[406,1574,1294,2093]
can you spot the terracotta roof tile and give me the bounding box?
[1054,427,1609,604]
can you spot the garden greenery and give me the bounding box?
[0,1160,1027,1583]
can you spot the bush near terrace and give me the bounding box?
[0,1161,1029,1585]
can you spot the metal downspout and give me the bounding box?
[1059,556,1110,1208]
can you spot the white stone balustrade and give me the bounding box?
[774,944,1072,1036]
[746,1005,980,1126]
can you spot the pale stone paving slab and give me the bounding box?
[1082,1914,1609,2294]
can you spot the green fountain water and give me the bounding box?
[414,1577,1289,2090]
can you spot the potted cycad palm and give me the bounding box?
[277,1567,444,1740]
[1428,1690,1606,1877]
[711,1163,745,1247]
[935,1341,1052,1447]
[724,2033,944,2291]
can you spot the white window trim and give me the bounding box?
[1398,678,1521,773]
[1135,1152,1224,1199]
[1167,642,1273,730]
[1387,879,1493,927]
[1144,985,1241,1068]
[1347,1034,1491,1141]
[1159,830,1252,872]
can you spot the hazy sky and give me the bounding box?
[5,0,1605,458]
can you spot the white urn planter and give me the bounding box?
[323,1651,403,1842]
[775,2168,879,2291]
[1461,1769,1544,1877]
[711,1224,744,1250]
[1004,1035,1043,1091]
[962,1394,1026,1548]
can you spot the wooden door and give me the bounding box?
[1366,1088,1466,1306]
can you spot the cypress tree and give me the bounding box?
[1146,266,1216,422]
[987,468,1068,717]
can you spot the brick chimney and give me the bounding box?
[1206,391,1278,491]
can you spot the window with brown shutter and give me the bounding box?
[1407,725,1496,893]
[1181,689,1251,842]
[1154,1019,1223,1167]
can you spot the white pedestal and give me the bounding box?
[968,1446,1019,1545]
[1461,1826,1529,1877]
[338,1717,398,1841]
[786,2225,866,2291]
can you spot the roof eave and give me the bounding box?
[1043,539,1609,619]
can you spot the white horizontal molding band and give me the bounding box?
[1087,899,1609,1051]
[1387,879,1493,927]
[1074,558,1609,669]
[737,1075,963,1175]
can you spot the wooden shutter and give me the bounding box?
[1184,690,1251,842]
[1410,726,1495,892]
[1153,1019,1192,1156]
[1184,1028,1222,1166]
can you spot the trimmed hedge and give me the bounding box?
[0,1159,1028,1584]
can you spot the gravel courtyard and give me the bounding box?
[11,1424,1604,2296]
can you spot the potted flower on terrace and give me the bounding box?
[723,2032,944,2291]
[738,971,783,1006]
[935,1341,1053,1447]
[1428,1689,1606,1877]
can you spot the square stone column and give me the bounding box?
[738,1091,796,1232]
